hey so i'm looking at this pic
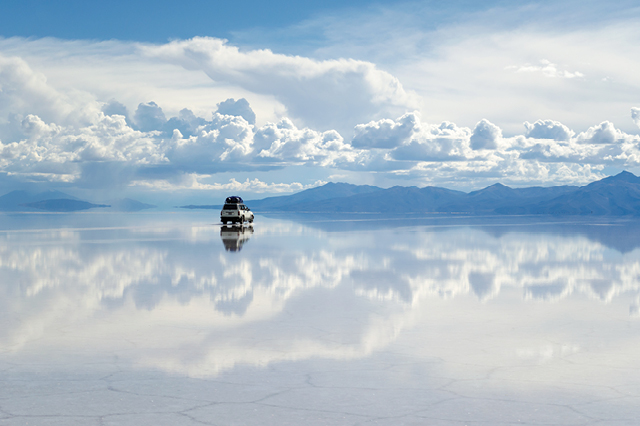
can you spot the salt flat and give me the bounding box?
[0,212,639,425]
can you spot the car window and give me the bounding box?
[223,204,238,210]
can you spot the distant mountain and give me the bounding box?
[290,186,466,213]
[240,171,640,216]
[0,190,157,213]
[0,190,80,211]
[107,198,156,212]
[180,204,220,209]
[245,182,576,214]
[23,199,110,212]
[496,171,640,215]
[441,183,578,214]
[248,182,381,211]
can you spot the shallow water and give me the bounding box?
[1,212,640,425]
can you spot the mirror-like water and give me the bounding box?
[1,212,639,425]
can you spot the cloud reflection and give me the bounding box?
[1,216,639,377]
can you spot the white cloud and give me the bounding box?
[633,107,640,128]
[524,119,574,141]
[130,175,326,193]
[216,98,256,125]
[0,113,165,183]
[141,37,420,135]
[166,113,255,169]
[514,121,640,167]
[133,101,167,132]
[351,112,418,149]
[506,60,585,79]
[346,112,640,188]
[2,99,639,193]
[1,35,640,194]
[0,54,99,142]
[350,114,473,163]
[0,37,284,127]
[576,121,628,145]
[390,123,472,162]
[254,118,356,165]
[470,119,502,150]
[303,5,640,136]
[407,157,606,189]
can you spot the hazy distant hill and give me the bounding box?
[107,198,156,212]
[0,190,80,211]
[23,199,110,212]
[0,190,154,212]
[243,171,640,216]
[181,204,219,209]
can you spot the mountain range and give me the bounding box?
[242,171,640,216]
[6,171,640,215]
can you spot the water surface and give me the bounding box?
[1,212,639,425]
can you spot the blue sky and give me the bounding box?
[1,0,379,41]
[1,0,640,204]
[1,0,517,42]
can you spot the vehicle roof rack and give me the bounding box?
[225,196,243,204]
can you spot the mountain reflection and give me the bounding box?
[1,215,640,375]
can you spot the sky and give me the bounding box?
[1,0,640,204]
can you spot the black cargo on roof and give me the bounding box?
[225,196,243,204]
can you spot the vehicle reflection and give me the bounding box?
[220,224,254,252]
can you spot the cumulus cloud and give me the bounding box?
[0,95,357,188]
[102,100,131,124]
[0,54,98,142]
[633,107,640,128]
[524,119,574,141]
[163,108,207,137]
[0,113,164,184]
[391,122,471,161]
[255,118,356,165]
[2,38,640,194]
[351,112,418,149]
[142,37,419,134]
[166,113,255,170]
[133,101,167,132]
[2,94,640,193]
[470,119,502,150]
[349,113,472,163]
[576,121,628,145]
[216,98,256,125]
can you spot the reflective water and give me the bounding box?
[1,212,640,425]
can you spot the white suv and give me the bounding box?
[220,198,254,224]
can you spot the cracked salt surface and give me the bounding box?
[1,211,640,425]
